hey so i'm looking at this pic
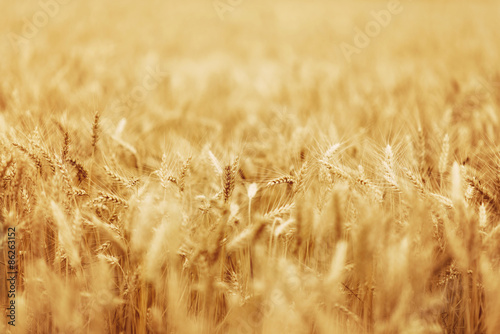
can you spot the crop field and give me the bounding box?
[1,0,500,333]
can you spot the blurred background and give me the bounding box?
[1,0,499,165]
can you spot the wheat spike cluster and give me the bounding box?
[1,0,500,333]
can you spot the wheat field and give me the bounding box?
[1,0,500,333]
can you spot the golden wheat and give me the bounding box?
[2,1,500,333]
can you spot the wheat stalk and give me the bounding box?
[177,156,191,192]
[222,157,239,203]
[267,176,296,187]
[403,167,426,197]
[226,220,265,253]
[91,112,100,153]
[104,165,138,188]
[357,165,383,202]
[264,203,295,219]
[30,140,56,173]
[66,157,89,183]
[320,159,351,182]
[293,160,309,195]
[438,133,450,179]
[91,191,128,207]
[12,142,43,175]
[418,126,426,173]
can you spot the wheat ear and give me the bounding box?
[222,157,239,203]
[91,112,100,153]
[438,134,449,183]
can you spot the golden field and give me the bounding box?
[1,0,500,333]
